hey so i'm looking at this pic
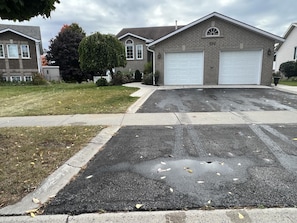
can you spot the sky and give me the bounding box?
[1,0,296,50]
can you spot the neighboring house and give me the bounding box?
[275,23,297,72]
[0,24,42,82]
[117,12,284,86]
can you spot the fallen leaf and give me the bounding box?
[170,188,174,193]
[32,198,40,204]
[165,126,173,129]
[207,200,212,204]
[86,175,93,179]
[293,138,297,141]
[30,162,35,165]
[160,176,166,180]
[157,168,171,173]
[135,204,143,209]
[30,212,35,218]
[233,178,239,181]
[161,161,166,165]
[216,172,221,176]
[228,192,233,195]
[197,181,205,184]
[135,135,139,138]
[238,212,244,219]
[25,209,38,214]
[187,169,193,173]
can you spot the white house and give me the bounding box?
[275,23,297,72]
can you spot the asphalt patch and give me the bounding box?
[44,124,297,215]
[137,88,297,113]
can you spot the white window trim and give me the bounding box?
[7,44,19,58]
[21,44,30,59]
[24,76,33,82]
[10,76,22,82]
[125,39,134,60]
[205,27,220,37]
[136,44,143,60]
[0,44,4,58]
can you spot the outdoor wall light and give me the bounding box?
[267,48,272,56]
[158,52,162,59]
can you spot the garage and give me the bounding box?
[164,52,204,85]
[219,50,263,85]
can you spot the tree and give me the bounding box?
[46,23,86,82]
[279,61,297,78]
[0,0,60,21]
[78,32,126,79]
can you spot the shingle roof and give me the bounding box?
[0,24,41,41]
[116,25,184,41]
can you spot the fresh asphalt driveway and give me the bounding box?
[137,88,297,113]
[44,88,297,215]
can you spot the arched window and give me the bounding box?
[206,27,220,37]
[125,39,134,60]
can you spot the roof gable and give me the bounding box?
[283,23,297,39]
[148,12,284,47]
[117,26,184,42]
[0,24,41,42]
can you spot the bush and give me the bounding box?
[32,73,48,85]
[110,71,133,85]
[144,62,152,74]
[143,73,153,85]
[96,78,108,86]
[279,61,297,78]
[134,70,142,82]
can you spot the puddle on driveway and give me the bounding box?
[104,157,255,199]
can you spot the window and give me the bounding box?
[136,45,143,60]
[206,27,220,37]
[10,76,22,82]
[21,45,30,58]
[294,47,297,60]
[24,76,32,82]
[7,44,19,58]
[0,44,4,58]
[125,39,134,60]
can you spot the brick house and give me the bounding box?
[117,12,284,86]
[0,24,42,82]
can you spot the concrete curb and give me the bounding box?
[1,208,297,223]
[0,126,120,216]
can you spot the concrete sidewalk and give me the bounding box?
[1,110,297,128]
[1,83,297,222]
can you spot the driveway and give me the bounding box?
[44,123,297,215]
[137,88,297,113]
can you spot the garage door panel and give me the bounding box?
[165,52,204,85]
[219,51,262,85]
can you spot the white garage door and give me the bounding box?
[164,52,204,85]
[219,50,263,85]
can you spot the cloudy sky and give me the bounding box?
[1,0,296,50]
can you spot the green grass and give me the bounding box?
[279,80,297,86]
[0,83,139,117]
[0,126,104,207]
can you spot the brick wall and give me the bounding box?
[153,17,275,85]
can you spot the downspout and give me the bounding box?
[147,45,156,85]
[35,41,42,73]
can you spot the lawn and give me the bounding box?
[279,80,297,86]
[0,125,104,207]
[0,83,139,208]
[0,83,139,117]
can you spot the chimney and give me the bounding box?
[175,20,178,30]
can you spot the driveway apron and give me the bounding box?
[44,88,297,215]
